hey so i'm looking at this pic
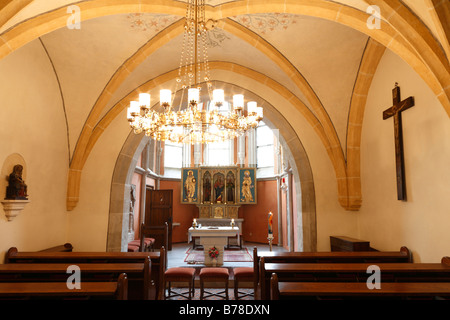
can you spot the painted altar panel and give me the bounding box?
[238,168,257,204]
[181,168,199,204]
[182,166,256,211]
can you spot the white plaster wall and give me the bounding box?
[358,49,450,262]
[66,108,131,251]
[0,40,69,262]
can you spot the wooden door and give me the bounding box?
[145,189,173,250]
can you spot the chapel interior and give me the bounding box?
[0,0,449,302]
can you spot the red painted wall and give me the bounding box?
[240,179,279,245]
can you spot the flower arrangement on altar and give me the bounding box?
[208,246,219,259]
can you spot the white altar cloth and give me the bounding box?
[188,226,240,266]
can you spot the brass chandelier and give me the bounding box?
[127,0,263,144]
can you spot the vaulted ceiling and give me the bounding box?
[0,0,448,211]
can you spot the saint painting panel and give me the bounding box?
[213,172,225,203]
[238,168,256,204]
[181,168,199,203]
[226,171,235,203]
[202,171,212,203]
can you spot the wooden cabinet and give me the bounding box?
[330,236,371,252]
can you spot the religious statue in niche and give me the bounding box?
[213,173,225,203]
[5,165,28,200]
[203,171,212,203]
[226,171,235,203]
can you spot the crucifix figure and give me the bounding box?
[382,83,415,201]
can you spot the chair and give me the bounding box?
[233,267,254,299]
[164,267,196,300]
[139,223,168,263]
[128,237,154,252]
[127,244,139,252]
[199,267,229,300]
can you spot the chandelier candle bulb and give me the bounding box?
[129,101,140,116]
[233,94,244,110]
[160,89,172,107]
[213,89,224,106]
[257,107,264,119]
[139,93,151,108]
[188,88,200,105]
[247,101,257,114]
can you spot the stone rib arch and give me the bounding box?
[346,38,387,211]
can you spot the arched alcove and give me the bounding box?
[107,84,316,252]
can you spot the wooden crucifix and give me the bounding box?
[382,83,415,201]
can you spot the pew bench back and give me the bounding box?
[263,257,450,300]
[270,273,450,300]
[0,273,128,300]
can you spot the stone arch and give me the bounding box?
[107,82,317,252]
[107,132,149,252]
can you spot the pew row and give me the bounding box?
[270,273,450,300]
[0,259,150,300]
[262,256,450,300]
[4,247,166,299]
[0,273,128,300]
[252,246,412,299]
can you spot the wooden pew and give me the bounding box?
[261,256,450,299]
[39,243,74,252]
[0,259,151,300]
[4,247,165,299]
[0,273,127,300]
[253,246,412,299]
[270,273,450,300]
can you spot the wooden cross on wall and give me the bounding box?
[382,83,415,201]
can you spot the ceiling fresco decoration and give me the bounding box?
[126,13,180,33]
[232,13,299,34]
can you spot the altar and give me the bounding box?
[188,226,240,266]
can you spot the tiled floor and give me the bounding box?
[167,241,287,268]
[164,241,287,300]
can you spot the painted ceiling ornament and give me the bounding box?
[233,13,298,34]
[127,13,179,32]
